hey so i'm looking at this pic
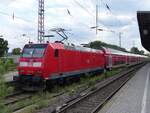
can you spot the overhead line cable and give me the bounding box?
[73,0,95,17]
[0,9,56,34]
[0,10,37,25]
[100,0,122,26]
[72,0,112,30]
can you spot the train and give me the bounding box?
[13,42,148,91]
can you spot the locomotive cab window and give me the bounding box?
[22,44,48,58]
[54,49,59,57]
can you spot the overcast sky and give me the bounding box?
[0,0,150,52]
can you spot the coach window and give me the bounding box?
[54,49,59,57]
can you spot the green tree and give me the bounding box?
[85,41,127,52]
[0,38,8,57]
[12,48,21,55]
[130,47,145,55]
[130,47,139,54]
[140,50,144,55]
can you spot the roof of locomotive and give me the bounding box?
[30,42,104,53]
[55,43,103,53]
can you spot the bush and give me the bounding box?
[0,80,7,99]
[4,59,15,71]
[0,65,5,75]
[0,59,5,75]
[0,74,10,113]
[0,103,9,113]
[0,58,16,75]
[0,58,16,112]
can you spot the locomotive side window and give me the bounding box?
[54,49,59,57]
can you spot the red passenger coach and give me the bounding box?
[102,47,147,70]
[15,42,105,90]
[103,48,127,70]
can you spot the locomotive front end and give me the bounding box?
[14,44,48,91]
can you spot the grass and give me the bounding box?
[105,68,122,78]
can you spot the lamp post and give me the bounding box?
[119,32,123,47]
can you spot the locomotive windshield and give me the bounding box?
[22,44,48,58]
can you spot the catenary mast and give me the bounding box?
[38,0,45,43]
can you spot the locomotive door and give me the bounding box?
[106,55,112,68]
[54,49,60,74]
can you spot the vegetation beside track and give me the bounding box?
[0,58,16,75]
[0,58,16,113]
[0,73,13,113]
[9,68,122,113]
[0,79,7,113]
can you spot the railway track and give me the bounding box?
[5,91,33,106]
[6,80,16,88]
[55,63,145,113]
[4,88,67,113]
[4,90,34,112]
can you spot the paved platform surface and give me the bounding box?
[99,63,150,113]
[4,71,17,82]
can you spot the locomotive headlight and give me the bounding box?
[33,62,42,67]
[19,62,28,67]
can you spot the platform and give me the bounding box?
[99,63,150,113]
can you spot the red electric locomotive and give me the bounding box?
[14,42,105,90]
